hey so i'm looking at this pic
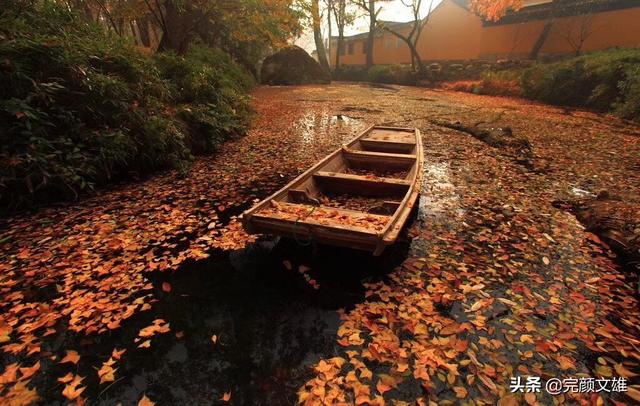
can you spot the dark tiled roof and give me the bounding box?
[485,0,640,26]
[331,19,412,41]
[450,0,471,9]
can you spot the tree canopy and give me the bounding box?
[469,0,523,21]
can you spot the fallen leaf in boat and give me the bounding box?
[222,391,232,402]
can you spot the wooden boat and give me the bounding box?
[242,125,423,255]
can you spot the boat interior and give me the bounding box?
[275,127,419,217]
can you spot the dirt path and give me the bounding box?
[1,83,639,405]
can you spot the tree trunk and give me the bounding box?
[157,0,191,55]
[129,21,139,45]
[326,1,332,66]
[366,0,375,68]
[312,0,330,71]
[137,17,151,47]
[530,19,554,59]
[336,33,344,72]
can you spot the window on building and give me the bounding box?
[348,42,354,55]
[397,38,403,48]
[385,38,394,48]
[338,43,345,56]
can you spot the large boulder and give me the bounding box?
[261,46,331,85]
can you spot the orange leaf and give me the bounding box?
[19,361,41,379]
[162,282,171,293]
[62,376,85,400]
[58,372,74,384]
[222,391,232,402]
[614,363,638,378]
[112,348,126,360]
[138,340,151,348]
[376,380,391,395]
[557,355,575,370]
[497,394,518,406]
[60,350,80,365]
[439,322,459,336]
[211,334,218,344]
[453,386,467,398]
[138,394,155,406]
[524,392,536,405]
[627,387,640,402]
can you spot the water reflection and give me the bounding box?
[296,110,365,146]
[418,161,465,221]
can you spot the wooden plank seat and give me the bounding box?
[313,171,410,196]
[343,149,416,171]
[360,138,416,154]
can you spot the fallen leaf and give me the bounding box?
[525,392,536,405]
[62,375,85,400]
[19,361,41,379]
[60,350,80,365]
[453,386,467,398]
[614,363,638,378]
[57,372,74,384]
[138,394,155,406]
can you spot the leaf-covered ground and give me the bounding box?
[1,83,639,405]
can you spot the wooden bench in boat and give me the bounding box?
[242,125,423,255]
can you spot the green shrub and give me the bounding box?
[521,48,640,119]
[614,66,640,120]
[0,2,253,211]
[154,45,254,154]
[333,65,368,82]
[367,65,416,85]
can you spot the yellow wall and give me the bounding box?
[480,7,640,59]
[331,37,367,66]
[416,0,484,60]
[540,7,640,55]
[375,30,414,65]
[330,0,640,66]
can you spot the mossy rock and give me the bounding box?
[261,46,330,85]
